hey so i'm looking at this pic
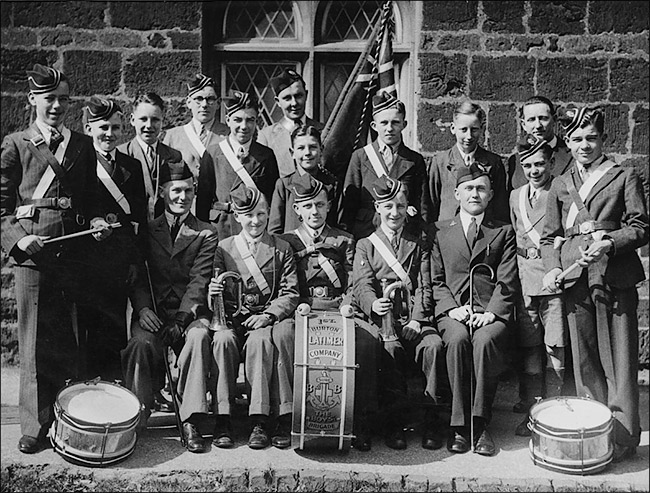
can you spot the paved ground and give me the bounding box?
[1,366,648,492]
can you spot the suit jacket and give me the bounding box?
[342,140,427,239]
[117,138,182,220]
[195,139,279,240]
[257,117,324,177]
[541,159,648,289]
[1,124,101,265]
[280,224,355,303]
[214,231,299,321]
[507,140,573,191]
[161,119,229,176]
[131,213,217,321]
[431,215,518,323]
[424,145,509,224]
[353,228,432,326]
[268,166,338,234]
[509,182,551,296]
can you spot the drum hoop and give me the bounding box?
[50,434,137,467]
[529,396,612,432]
[529,442,613,475]
[531,418,613,438]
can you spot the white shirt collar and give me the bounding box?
[281,115,306,132]
[583,154,605,171]
[241,229,264,244]
[94,145,116,160]
[165,211,189,228]
[303,223,325,239]
[228,135,252,155]
[377,139,400,154]
[35,121,66,144]
[380,223,403,240]
[459,209,484,235]
[457,145,477,164]
[547,135,558,149]
[136,135,157,155]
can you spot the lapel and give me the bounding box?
[389,143,414,180]
[254,232,275,271]
[583,159,621,206]
[61,131,82,172]
[398,230,418,266]
[471,218,499,262]
[151,215,172,255]
[23,125,52,173]
[525,184,548,229]
[172,214,200,257]
[114,151,131,185]
[448,216,471,261]
[448,146,465,172]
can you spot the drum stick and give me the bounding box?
[143,260,186,448]
[43,222,122,244]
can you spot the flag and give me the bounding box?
[321,1,396,193]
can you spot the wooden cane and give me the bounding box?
[43,222,122,244]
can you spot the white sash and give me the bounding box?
[96,160,131,214]
[368,232,409,284]
[518,185,540,248]
[183,122,206,157]
[219,140,257,189]
[566,160,616,229]
[234,234,271,296]
[30,127,71,200]
[32,166,56,201]
[363,144,388,178]
[294,228,341,288]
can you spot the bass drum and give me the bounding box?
[50,379,141,466]
[528,396,614,475]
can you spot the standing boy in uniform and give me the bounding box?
[1,64,109,453]
[431,164,518,456]
[208,186,299,449]
[541,106,648,462]
[342,92,427,240]
[196,90,279,240]
[509,134,568,436]
[121,160,218,452]
[257,69,324,178]
[425,101,509,224]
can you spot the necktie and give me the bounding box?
[104,152,115,175]
[467,217,478,248]
[249,240,257,255]
[291,119,303,132]
[382,146,393,170]
[147,145,156,166]
[170,217,181,244]
[465,154,473,167]
[390,233,399,252]
[580,163,591,181]
[49,128,64,154]
[530,189,538,206]
[313,234,322,245]
[237,146,247,163]
[199,126,208,145]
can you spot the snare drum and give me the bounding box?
[528,396,614,475]
[50,379,141,466]
[292,304,356,450]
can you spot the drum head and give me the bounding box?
[530,397,611,431]
[58,381,140,425]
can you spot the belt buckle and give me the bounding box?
[57,197,71,209]
[527,247,539,259]
[579,221,594,234]
[244,294,258,306]
[105,212,119,224]
[312,286,328,298]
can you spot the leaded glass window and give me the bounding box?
[320,1,383,42]
[224,1,297,40]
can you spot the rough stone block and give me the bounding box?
[485,36,512,51]
[14,1,106,29]
[99,30,143,48]
[347,471,385,492]
[1,28,37,47]
[420,32,438,51]
[110,2,200,31]
[640,326,649,365]
[163,99,192,130]
[640,297,649,326]
[600,104,629,154]
[40,29,74,47]
[1,2,12,27]
[147,33,167,49]
[249,469,272,492]
[422,1,478,31]
[418,102,456,153]
[124,52,200,97]
[632,106,649,155]
[61,99,88,134]
[620,156,649,208]
[273,468,299,492]
[220,468,248,491]
[618,34,649,55]
[403,474,431,491]
[299,471,327,492]
[537,57,608,102]
[482,1,525,33]
[470,56,534,101]
[1,48,58,93]
[63,50,121,96]
[487,104,518,155]
[529,1,586,35]
[0,95,32,140]
[511,35,546,52]
[419,53,467,99]
[438,34,480,51]
[589,1,649,34]
[610,58,649,102]
[168,31,201,50]
[557,35,616,54]
[74,31,98,46]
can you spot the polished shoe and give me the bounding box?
[248,424,270,449]
[385,428,407,450]
[514,415,531,437]
[422,427,444,450]
[182,422,207,453]
[474,428,496,456]
[271,415,292,449]
[613,444,636,463]
[154,391,174,413]
[18,435,43,454]
[447,429,470,454]
[352,432,372,451]
[212,416,234,449]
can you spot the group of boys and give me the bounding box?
[1,63,646,466]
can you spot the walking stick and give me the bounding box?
[143,260,186,447]
[468,263,495,453]
[43,222,122,244]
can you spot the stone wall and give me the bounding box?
[1,1,648,364]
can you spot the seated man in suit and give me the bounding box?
[121,159,218,453]
[430,163,518,456]
[208,185,299,450]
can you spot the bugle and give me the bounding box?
[210,270,244,331]
[379,278,411,342]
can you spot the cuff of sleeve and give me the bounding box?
[175,311,193,331]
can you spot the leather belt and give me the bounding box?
[309,286,330,298]
[25,197,73,210]
[243,293,260,306]
[565,221,617,237]
[517,246,541,259]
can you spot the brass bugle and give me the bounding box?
[210,270,244,331]
[379,278,411,342]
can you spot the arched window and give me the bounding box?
[205,1,414,141]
